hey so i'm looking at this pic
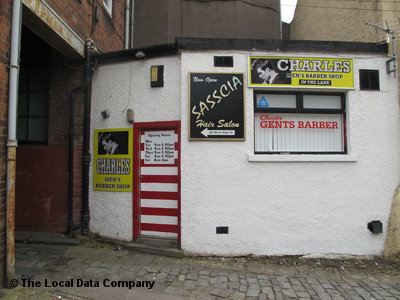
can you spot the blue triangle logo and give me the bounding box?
[257,96,270,108]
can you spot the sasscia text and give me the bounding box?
[191,76,242,120]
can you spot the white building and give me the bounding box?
[89,38,399,256]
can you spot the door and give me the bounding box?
[16,146,68,232]
[133,121,180,241]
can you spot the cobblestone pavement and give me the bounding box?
[5,241,400,299]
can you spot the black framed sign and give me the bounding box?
[189,73,245,140]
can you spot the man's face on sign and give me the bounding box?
[102,139,112,153]
[257,67,271,82]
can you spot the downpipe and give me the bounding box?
[81,39,94,235]
[6,141,17,285]
[68,86,84,236]
[125,0,130,49]
[6,0,22,286]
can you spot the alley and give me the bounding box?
[3,238,400,299]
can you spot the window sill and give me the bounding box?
[248,154,358,162]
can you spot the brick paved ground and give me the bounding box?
[4,241,400,299]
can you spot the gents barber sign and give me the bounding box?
[189,73,245,140]
[255,113,344,153]
[249,57,354,89]
[93,128,133,192]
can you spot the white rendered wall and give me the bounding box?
[90,50,400,256]
[89,56,181,240]
[180,51,400,256]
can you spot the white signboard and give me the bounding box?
[255,113,344,153]
[144,131,175,164]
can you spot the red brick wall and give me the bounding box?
[0,0,12,287]
[48,50,84,146]
[38,0,127,228]
[48,50,85,228]
[45,0,125,52]
[0,0,125,287]
[48,50,86,226]
[16,49,85,232]
[15,0,127,236]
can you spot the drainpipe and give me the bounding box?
[81,39,93,235]
[68,86,84,236]
[7,0,22,285]
[130,0,134,48]
[125,0,130,49]
[278,0,282,39]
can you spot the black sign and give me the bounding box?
[189,73,245,140]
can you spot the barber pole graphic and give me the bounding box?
[134,122,180,240]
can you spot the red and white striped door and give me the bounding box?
[134,122,180,240]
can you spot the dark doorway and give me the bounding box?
[16,27,69,232]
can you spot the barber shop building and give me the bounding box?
[2,0,400,287]
[89,38,399,256]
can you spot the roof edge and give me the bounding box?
[176,37,388,54]
[93,38,388,65]
[92,43,178,65]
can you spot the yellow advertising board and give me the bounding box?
[249,56,354,89]
[93,128,133,192]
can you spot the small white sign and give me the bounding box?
[144,131,175,165]
[200,129,235,137]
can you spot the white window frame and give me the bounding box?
[254,91,347,155]
[103,0,113,16]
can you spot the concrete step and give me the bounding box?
[16,231,184,258]
[134,237,180,249]
[92,236,184,258]
[15,231,80,246]
[121,242,184,258]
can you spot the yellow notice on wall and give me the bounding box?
[249,56,354,89]
[93,128,133,192]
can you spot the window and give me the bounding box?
[103,0,112,15]
[17,67,49,144]
[254,92,346,154]
[359,69,380,90]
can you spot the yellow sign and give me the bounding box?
[249,56,354,89]
[93,128,133,192]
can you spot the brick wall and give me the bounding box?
[41,0,128,229]
[45,0,125,52]
[39,0,126,229]
[15,0,127,236]
[49,50,86,229]
[48,51,86,227]
[48,50,85,146]
[0,0,125,287]
[16,47,86,233]
[0,0,12,287]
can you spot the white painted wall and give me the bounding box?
[180,51,399,256]
[89,56,181,240]
[90,50,400,256]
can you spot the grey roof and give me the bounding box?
[93,37,388,65]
